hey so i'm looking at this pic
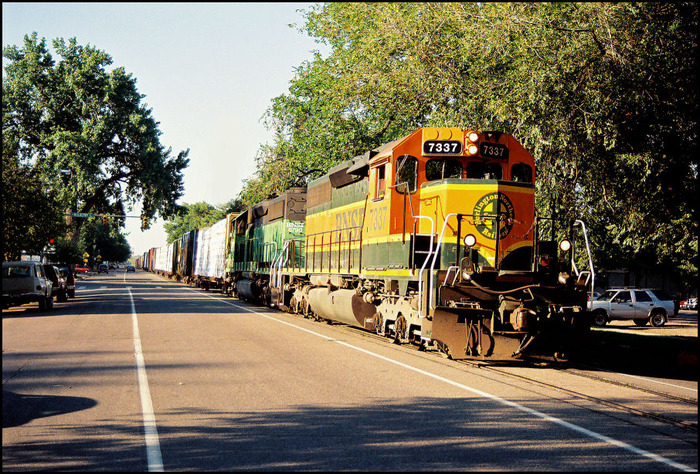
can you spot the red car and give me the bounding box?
[74,265,90,274]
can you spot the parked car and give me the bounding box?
[126,265,135,272]
[688,298,698,310]
[56,265,76,298]
[74,265,90,274]
[586,291,601,305]
[1,261,53,310]
[43,264,68,302]
[97,263,109,274]
[589,288,676,327]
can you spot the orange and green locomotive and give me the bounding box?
[225,127,593,360]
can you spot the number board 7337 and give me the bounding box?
[423,140,462,155]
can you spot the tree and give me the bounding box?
[2,34,189,249]
[79,219,131,265]
[2,132,66,261]
[247,2,696,292]
[163,200,244,244]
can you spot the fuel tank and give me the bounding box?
[307,288,377,329]
[237,279,260,301]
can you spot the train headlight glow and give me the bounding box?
[559,239,572,252]
[465,130,480,156]
[464,234,477,248]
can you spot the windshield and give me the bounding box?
[596,290,617,301]
[2,265,32,278]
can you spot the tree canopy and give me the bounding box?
[2,33,190,254]
[164,199,244,244]
[240,2,697,291]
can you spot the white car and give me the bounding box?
[589,288,676,327]
[1,261,54,310]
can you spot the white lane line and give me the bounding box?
[189,288,695,472]
[129,288,164,472]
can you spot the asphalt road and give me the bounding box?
[3,270,697,471]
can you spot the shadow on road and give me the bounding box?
[2,389,97,428]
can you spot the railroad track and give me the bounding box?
[459,359,698,442]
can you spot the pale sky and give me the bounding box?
[2,2,325,256]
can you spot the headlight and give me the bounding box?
[465,130,479,156]
[464,234,477,248]
[559,239,571,252]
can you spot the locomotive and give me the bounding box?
[142,127,594,361]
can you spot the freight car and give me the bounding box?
[148,127,595,361]
[191,216,229,290]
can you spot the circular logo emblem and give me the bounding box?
[473,193,515,240]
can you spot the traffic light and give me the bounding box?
[141,216,149,228]
[102,215,108,225]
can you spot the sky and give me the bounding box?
[2,2,326,257]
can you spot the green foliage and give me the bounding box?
[2,33,190,246]
[2,132,66,261]
[79,218,131,265]
[163,200,245,243]
[52,236,84,265]
[243,2,697,291]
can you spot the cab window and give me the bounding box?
[426,159,462,181]
[511,163,533,183]
[466,161,502,179]
[395,155,418,194]
[375,164,386,200]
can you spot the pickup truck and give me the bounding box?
[1,261,53,310]
[589,288,676,327]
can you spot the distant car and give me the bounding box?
[589,288,676,327]
[56,265,76,298]
[74,265,90,274]
[686,298,697,310]
[1,261,53,310]
[97,264,109,274]
[43,264,68,302]
[126,265,135,272]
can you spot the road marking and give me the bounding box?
[128,288,164,472]
[189,288,694,472]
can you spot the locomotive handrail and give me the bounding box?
[260,241,277,269]
[429,213,459,310]
[414,216,435,319]
[304,226,362,274]
[572,219,596,303]
[273,240,290,291]
[397,186,436,319]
